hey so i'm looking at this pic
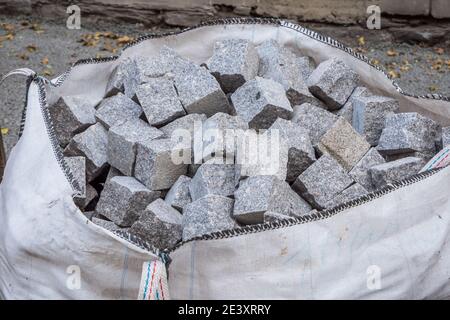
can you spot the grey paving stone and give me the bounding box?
[369,156,424,189]
[230,76,292,129]
[104,59,131,98]
[105,166,122,184]
[291,103,339,146]
[95,176,160,227]
[189,162,238,201]
[108,118,163,175]
[134,138,189,190]
[129,198,182,249]
[92,217,128,232]
[64,123,109,182]
[317,118,371,171]
[292,154,354,209]
[256,40,314,106]
[48,96,96,147]
[233,175,312,224]
[208,38,259,93]
[193,112,248,163]
[323,183,368,209]
[334,86,372,123]
[164,175,192,212]
[182,195,237,240]
[159,113,207,139]
[174,61,230,117]
[352,95,399,146]
[237,129,289,181]
[377,112,439,156]
[134,78,186,126]
[349,148,386,192]
[95,92,143,129]
[307,58,360,110]
[268,118,316,181]
[64,156,97,209]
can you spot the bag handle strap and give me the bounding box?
[138,259,170,300]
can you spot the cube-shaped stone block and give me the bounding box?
[182,195,237,240]
[291,103,338,146]
[48,96,96,147]
[268,118,316,181]
[292,154,354,209]
[233,175,312,225]
[108,119,163,175]
[95,92,142,129]
[96,176,160,227]
[369,156,424,189]
[207,39,259,93]
[307,58,360,110]
[317,118,371,171]
[231,77,292,129]
[349,148,386,192]
[134,138,189,190]
[130,198,182,249]
[335,86,372,123]
[64,123,109,182]
[165,175,192,212]
[377,112,439,156]
[352,95,399,146]
[323,183,368,209]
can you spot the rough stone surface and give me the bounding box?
[335,86,372,123]
[105,166,122,184]
[108,119,163,175]
[233,175,312,224]
[159,113,207,139]
[95,92,143,129]
[130,198,182,249]
[230,77,292,129]
[268,118,316,181]
[442,127,450,147]
[307,58,360,110]
[352,95,399,146]
[264,212,295,223]
[189,162,237,201]
[174,61,230,117]
[377,112,439,156]
[369,156,424,189]
[292,154,354,209]
[297,56,316,80]
[237,129,289,181]
[134,138,189,190]
[134,78,186,126]
[92,217,127,232]
[208,38,259,93]
[182,195,237,240]
[349,148,386,192]
[164,175,192,212]
[193,112,248,163]
[96,176,160,227]
[292,103,339,145]
[324,183,368,209]
[64,156,96,209]
[104,60,130,98]
[256,40,313,106]
[48,96,96,147]
[64,123,109,182]
[317,118,371,171]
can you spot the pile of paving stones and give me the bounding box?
[50,39,447,250]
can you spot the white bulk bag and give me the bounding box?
[1,18,450,300]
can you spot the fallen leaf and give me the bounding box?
[43,69,53,76]
[1,128,9,135]
[116,35,133,46]
[5,34,14,41]
[371,59,380,65]
[388,70,399,79]
[1,23,15,32]
[387,49,398,57]
[17,53,29,60]
[429,85,439,92]
[357,36,365,46]
[41,57,49,65]
[26,44,37,53]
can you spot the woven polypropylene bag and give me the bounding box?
[1,18,450,300]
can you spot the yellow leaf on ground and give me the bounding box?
[5,34,14,41]
[371,59,380,65]
[26,44,37,52]
[357,36,365,46]
[43,69,53,76]
[429,85,439,92]
[116,36,134,46]
[1,128,9,135]
[387,49,398,57]
[388,70,399,79]
[41,57,49,65]
[435,47,444,55]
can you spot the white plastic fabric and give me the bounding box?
[1,19,450,300]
